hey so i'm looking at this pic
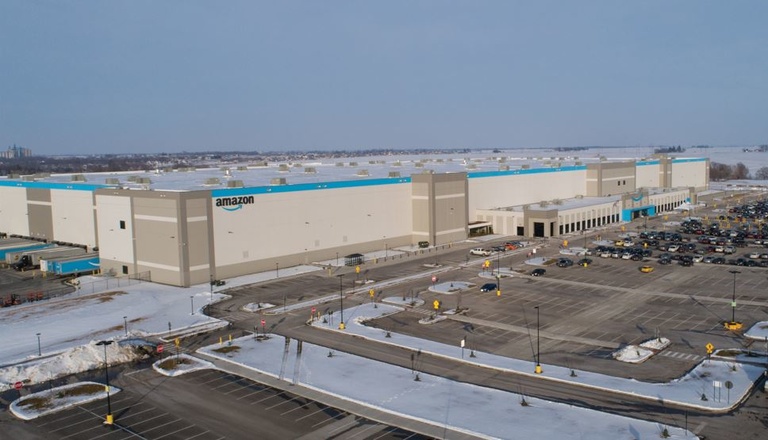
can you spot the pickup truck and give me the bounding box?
[470,248,492,256]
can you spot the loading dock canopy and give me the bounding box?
[469,221,493,236]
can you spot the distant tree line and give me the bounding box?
[710,162,751,180]
[654,146,686,154]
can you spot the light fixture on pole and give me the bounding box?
[338,274,345,330]
[725,270,742,330]
[123,316,128,336]
[275,262,279,278]
[190,295,195,315]
[95,340,114,425]
[36,332,41,357]
[534,306,542,374]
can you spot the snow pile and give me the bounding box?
[0,340,145,392]
[242,302,276,312]
[744,321,768,341]
[613,338,670,364]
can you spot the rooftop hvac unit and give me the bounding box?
[22,175,35,181]
[388,171,401,178]
[163,167,173,173]
[204,177,221,186]
[292,163,302,168]
[369,160,376,164]
[237,166,248,171]
[349,161,358,166]
[304,167,317,174]
[136,177,152,185]
[278,164,290,172]
[105,178,120,185]
[335,162,345,167]
[499,165,510,171]
[226,180,244,188]
[392,161,402,166]
[34,172,51,179]
[466,164,477,170]
[71,174,87,182]
[251,161,268,167]
[270,177,288,185]
[127,175,138,182]
[414,162,424,168]
[356,169,370,176]
[521,164,530,169]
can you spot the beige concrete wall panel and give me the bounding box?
[50,190,98,248]
[212,185,411,267]
[636,164,659,188]
[27,188,51,202]
[467,171,586,213]
[94,194,135,266]
[27,203,53,241]
[135,218,179,268]
[0,187,31,235]
[186,219,210,270]
[133,196,181,219]
[411,198,431,234]
[671,161,708,188]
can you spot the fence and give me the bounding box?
[1,271,151,307]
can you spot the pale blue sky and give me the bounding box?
[2,1,767,155]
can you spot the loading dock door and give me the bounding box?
[533,222,544,238]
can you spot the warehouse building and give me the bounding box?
[0,154,708,287]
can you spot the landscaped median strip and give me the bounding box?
[9,381,121,421]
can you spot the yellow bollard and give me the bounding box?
[219,336,223,345]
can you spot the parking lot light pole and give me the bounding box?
[535,306,542,374]
[95,340,114,425]
[338,274,345,330]
[727,270,742,330]
[123,316,128,336]
[36,332,41,356]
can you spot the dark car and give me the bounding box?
[480,283,497,292]
[531,268,546,277]
[556,258,573,267]
[576,258,593,267]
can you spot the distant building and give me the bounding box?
[0,144,33,159]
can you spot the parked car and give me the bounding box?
[480,283,497,292]
[470,248,492,256]
[556,258,573,267]
[640,265,654,273]
[576,258,593,267]
[531,268,546,277]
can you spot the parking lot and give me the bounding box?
[24,368,426,440]
[370,196,768,383]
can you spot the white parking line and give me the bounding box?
[136,417,184,435]
[154,424,198,439]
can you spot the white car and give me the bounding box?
[470,248,492,256]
